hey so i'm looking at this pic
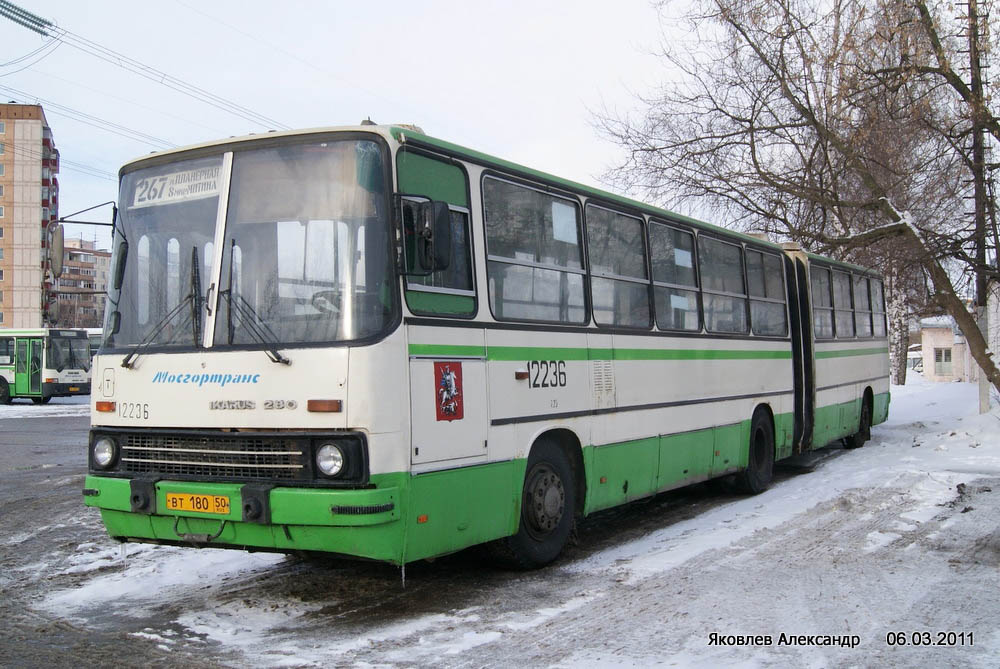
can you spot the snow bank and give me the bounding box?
[0,395,90,418]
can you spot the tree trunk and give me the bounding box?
[921,240,1000,394]
[886,274,909,385]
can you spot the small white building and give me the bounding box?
[920,316,978,382]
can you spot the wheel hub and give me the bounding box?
[525,464,565,536]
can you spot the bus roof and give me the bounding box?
[119,123,877,274]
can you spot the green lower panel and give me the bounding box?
[98,509,407,562]
[713,422,745,475]
[584,415,787,515]
[84,461,523,565]
[774,412,795,460]
[812,399,861,449]
[812,391,890,449]
[873,391,890,426]
[85,473,409,564]
[656,428,714,491]
[587,437,659,512]
[404,460,522,562]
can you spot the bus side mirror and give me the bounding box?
[417,200,451,272]
[50,224,65,278]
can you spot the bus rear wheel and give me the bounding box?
[735,411,774,494]
[31,396,51,405]
[846,395,872,449]
[0,380,10,405]
[497,439,576,569]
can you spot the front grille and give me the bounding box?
[120,433,308,481]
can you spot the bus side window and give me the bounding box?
[483,176,586,324]
[871,279,886,336]
[746,250,787,336]
[698,236,748,334]
[406,207,474,293]
[586,204,650,329]
[397,149,475,317]
[0,336,11,364]
[832,271,854,338]
[649,221,699,331]
[810,266,834,338]
[853,275,873,337]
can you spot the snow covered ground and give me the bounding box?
[22,375,1000,667]
[0,394,90,418]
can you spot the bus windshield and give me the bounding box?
[110,138,393,349]
[46,335,91,372]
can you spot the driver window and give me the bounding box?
[397,149,475,317]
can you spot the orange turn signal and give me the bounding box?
[96,401,116,413]
[45,378,57,383]
[417,514,429,524]
[307,399,343,413]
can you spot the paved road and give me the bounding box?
[0,412,231,668]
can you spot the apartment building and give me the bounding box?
[54,236,110,328]
[0,103,59,327]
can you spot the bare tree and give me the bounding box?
[599,0,1000,393]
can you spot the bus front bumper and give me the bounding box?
[43,381,91,397]
[82,475,405,563]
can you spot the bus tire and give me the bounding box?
[498,439,576,569]
[846,394,872,449]
[735,410,774,494]
[31,396,51,405]
[0,379,10,405]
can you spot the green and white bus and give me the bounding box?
[0,328,92,404]
[81,125,888,568]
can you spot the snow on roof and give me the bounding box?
[920,315,954,328]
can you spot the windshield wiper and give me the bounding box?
[220,291,291,365]
[220,239,290,365]
[122,247,204,369]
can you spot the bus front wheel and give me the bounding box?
[0,380,10,405]
[735,410,774,494]
[500,440,576,569]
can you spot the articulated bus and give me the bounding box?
[0,328,92,404]
[81,125,888,568]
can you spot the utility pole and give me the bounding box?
[966,0,991,413]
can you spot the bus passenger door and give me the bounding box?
[408,330,489,468]
[791,257,815,452]
[14,339,29,396]
[29,339,43,394]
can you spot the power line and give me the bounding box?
[1,35,59,67]
[0,0,290,131]
[0,84,176,149]
[25,67,230,136]
[7,143,117,181]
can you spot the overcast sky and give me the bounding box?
[1,0,682,247]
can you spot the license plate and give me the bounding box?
[69,386,79,391]
[165,492,230,515]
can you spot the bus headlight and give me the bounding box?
[316,443,344,477]
[92,437,117,469]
